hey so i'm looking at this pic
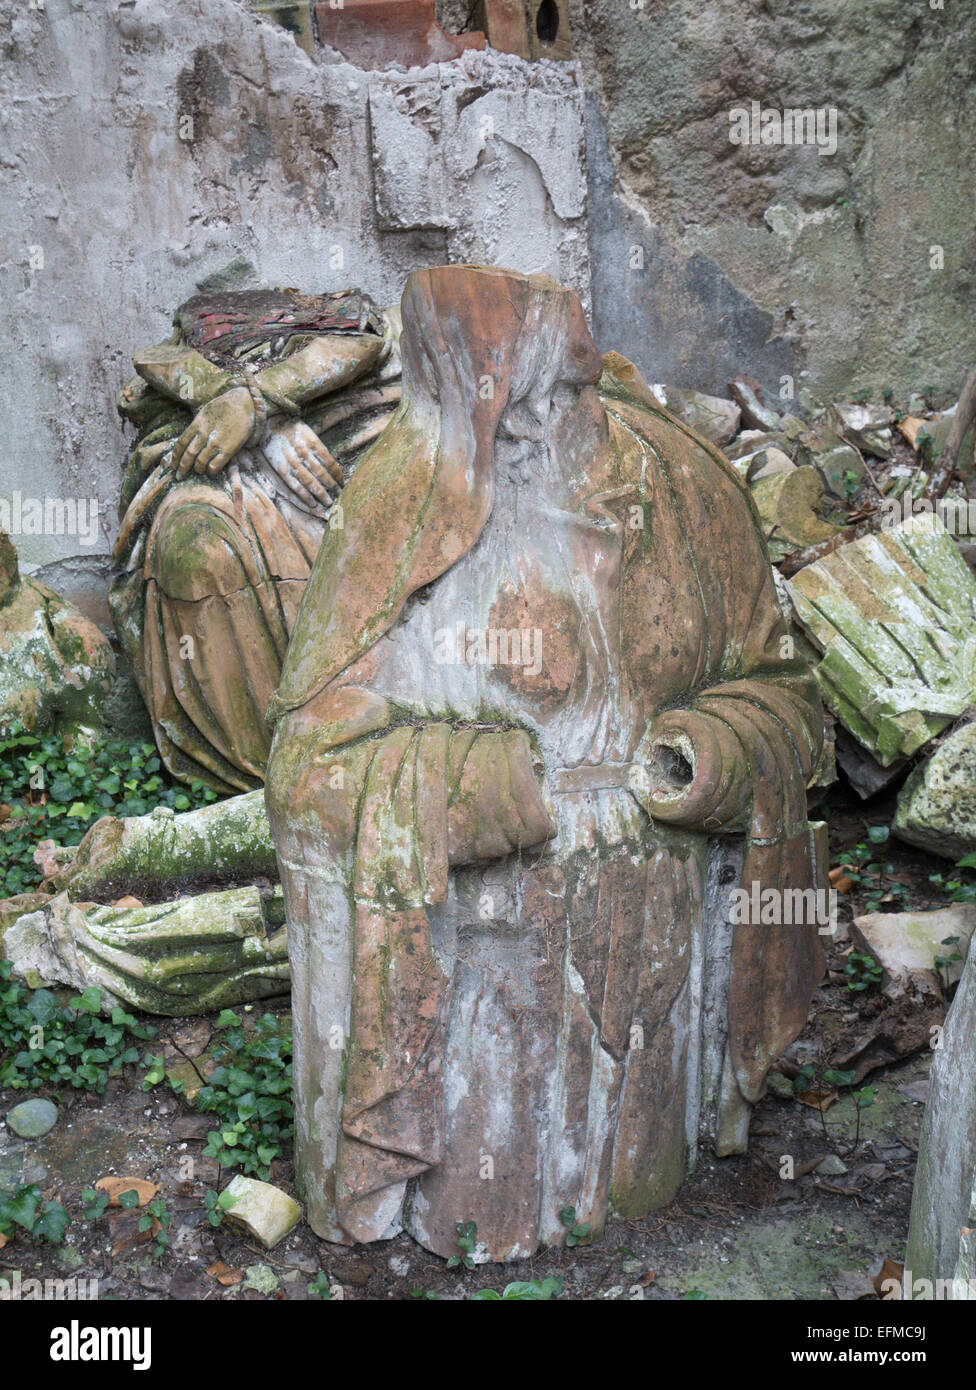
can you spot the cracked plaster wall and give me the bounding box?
[0,0,588,593]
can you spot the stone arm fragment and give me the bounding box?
[132,344,234,407]
[252,333,386,409]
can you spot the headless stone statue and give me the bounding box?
[265,265,827,1260]
[112,288,401,793]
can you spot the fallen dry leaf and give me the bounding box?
[828,867,854,894]
[896,416,935,449]
[873,1257,904,1299]
[0,1231,9,1250]
[796,1088,838,1113]
[109,895,144,910]
[95,1176,158,1208]
[206,1260,244,1287]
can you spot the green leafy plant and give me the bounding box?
[917,431,936,465]
[0,966,155,1092]
[933,935,963,992]
[794,1065,876,1157]
[471,1277,563,1301]
[141,1053,166,1090]
[930,852,976,906]
[0,1183,70,1244]
[308,1270,332,1299]
[446,1220,478,1269]
[139,1196,171,1257]
[81,1188,110,1221]
[194,1010,293,1179]
[843,469,861,501]
[558,1204,591,1248]
[840,828,908,914]
[0,723,219,897]
[203,1187,239,1228]
[844,950,883,993]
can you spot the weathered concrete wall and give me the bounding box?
[0,0,587,587]
[571,0,976,406]
[3,0,973,595]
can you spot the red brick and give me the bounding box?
[314,0,485,69]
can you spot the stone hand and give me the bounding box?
[171,387,256,478]
[261,419,343,511]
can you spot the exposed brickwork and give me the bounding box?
[314,0,485,68]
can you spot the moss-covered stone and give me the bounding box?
[0,558,114,732]
[894,721,976,860]
[55,791,277,901]
[788,514,976,764]
[3,884,289,1015]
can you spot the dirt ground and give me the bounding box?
[0,787,953,1302]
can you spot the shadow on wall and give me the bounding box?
[584,95,794,405]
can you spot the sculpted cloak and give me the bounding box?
[265,265,826,1259]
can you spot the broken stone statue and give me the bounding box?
[264,265,828,1261]
[905,930,976,1300]
[0,527,114,733]
[787,513,976,767]
[1,885,288,1016]
[111,287,402,794]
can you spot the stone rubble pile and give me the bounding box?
[657,374,976,857]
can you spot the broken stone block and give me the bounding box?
[747,447,796,483]
[314,0,485,69]
[834,727,908,800]
[1,885,289,1015]
[0,528,114,732]
[724,430,788,481]
[649,384,741,446]
[914,410,976,475]
[787,514,976,765]
[906,935,976,1298]
[725,429,784,462]
[829,402,894,459]
[796,424,867,498]
[223,1175,302,1250]
[807,712,838,798]
[53,790,276,902]
[850,907,976,993]
[815,1153,848,1176]
[729,374,782,432]
[749,465,844,561]
[894,720,976,860]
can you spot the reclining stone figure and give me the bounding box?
[112,288,401,793]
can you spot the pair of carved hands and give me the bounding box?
[169,386,341,511]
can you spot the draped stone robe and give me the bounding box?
[265,266,826,1260]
